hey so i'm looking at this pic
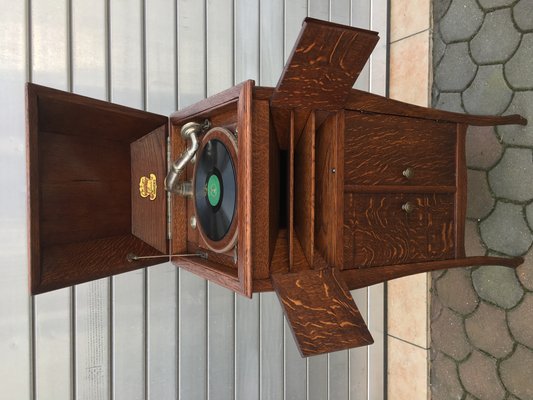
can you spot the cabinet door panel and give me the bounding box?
[343,193,455,268]
[344,112,456,187]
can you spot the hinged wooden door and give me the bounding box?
[27,83,169,294]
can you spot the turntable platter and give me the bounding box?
[193,128,238,251]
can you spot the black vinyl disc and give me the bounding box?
[194,138,236,242]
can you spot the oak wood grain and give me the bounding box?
[131,126,168,253]
[27,83,41,291]
[170,81,248,123]
[345,89,527,126]
[294,111,315,267]
[36,234,165,294]
[254,254,526,293]
[269,106,281,267]
[236,80,254,297]
[251,99,275,280]
[174,255,241,295]
[344,185,456,194]
[272,268,373,357]
[344,111,456,186]
[290,235,311,273]
[170,82,254,297]
[343,193,455,268]
[455,124,467,258]
[39,131,131,246]
[32,83,167,141]
[269,229,290,276]
[26,83,168,294]
[315,112,342,268]
[271,18,378,110]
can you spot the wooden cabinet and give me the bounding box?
[26,17,527,357]
[341,111,456,270]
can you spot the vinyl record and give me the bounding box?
[194,128,237,248]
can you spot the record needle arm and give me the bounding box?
[165,120,210,196]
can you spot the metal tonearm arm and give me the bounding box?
[165,119,210,196]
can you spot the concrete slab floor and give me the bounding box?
[431,1,533,399]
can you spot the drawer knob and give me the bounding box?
[402,167,414,179]
[402,202,415,214]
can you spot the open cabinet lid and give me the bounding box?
[272,267,373,356]
[27,83,169,294]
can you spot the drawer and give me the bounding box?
[343,193,455,268]
[344,111,456,187]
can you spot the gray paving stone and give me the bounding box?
[433,32,446,66]
[463,65,513,115]
[465,220,486,256]
[432,307,472,361]
[505,34,533,89]
[434,43,477,91]
[459,350,506,400]
[431,290,445,322]
[435,92,464,113]
[467,169,495,219]
[513,0,533,31]
[431,351,464,400]
[500,345,533,400]
[478,0,516,8]
[489,148,533,202]
[433,268,447,281]
[480,202,533,256]
[465,301,514,358]
[440,0,484,43]
[517,250,533,290]
[527,203,533,229]
[471,9,521,64]
[508,293,533,348]
[498,91,533,146]
[472,265,524,308]
[466,126,503,170]
[432,85,440,107]
[432,290,445,318]
[436,268,479,315]
[434,0,453,22]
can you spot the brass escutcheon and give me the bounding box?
[139,173,157,200]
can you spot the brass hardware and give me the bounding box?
[402,167,414,179]
[139,173,157,200]
[190,215,197,229]
[402,202,415,214]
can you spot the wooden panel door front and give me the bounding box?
[343,193,455,268]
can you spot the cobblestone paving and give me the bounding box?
[432,1,533,399]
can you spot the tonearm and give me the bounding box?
[164,119,210,196]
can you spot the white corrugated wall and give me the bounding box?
[0,0,388,399]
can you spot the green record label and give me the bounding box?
[207,174,221,207]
